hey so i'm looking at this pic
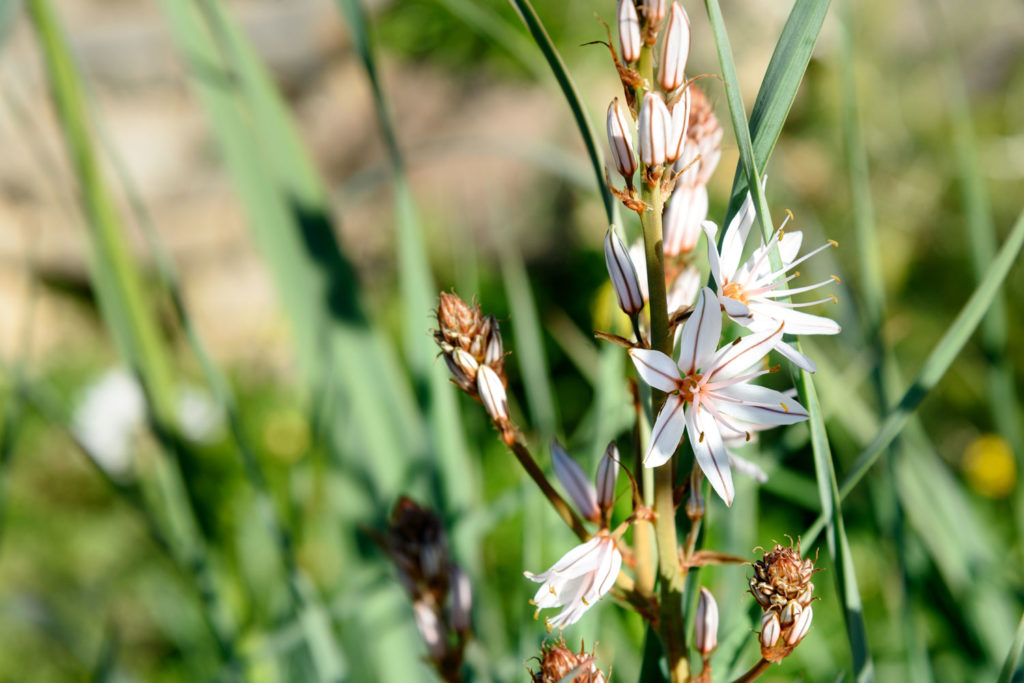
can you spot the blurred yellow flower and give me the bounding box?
[962,434,1016,499]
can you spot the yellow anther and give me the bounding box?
[829,294,839,304]
[545,618,553,634]
[831,274,841,284]
[769,364,781,373]
[828,239,839,247]
[745,431,752,442]
[582,596,590,606]
[549,585,557,595]
[780,402,789,413]
[785,208,795,222]
[699,431,705,443]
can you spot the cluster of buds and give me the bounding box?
[381,497,471,676]
[433,292,510,428]
[529,639,608,683]
[749,540,817,662]
[605,1,725,325]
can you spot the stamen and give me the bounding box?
[780,402,789,413]
[549,586,557,595]
[699,431,705,443]
[829,239,838,247]
[830,294,839,304]
[831,274,841,284]
[745,431,752,442]
[581,596,590,606]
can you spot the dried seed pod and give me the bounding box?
[530,639,607,683]
[749,539,820,662]
[434,292,506,398]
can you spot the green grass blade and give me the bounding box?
[333,0,474,513]
[508,0,618,226]
[704,2,873,678]
[500,248,559,437]
[999,611,1024,683]
[428,0,547,78]
[28,0,239,662]
[804,208,1024,545]
[722,0,832,225]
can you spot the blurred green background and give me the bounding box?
[0,0,1021,680]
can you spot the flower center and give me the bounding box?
[679,374,702,402]
[722,281,749,304]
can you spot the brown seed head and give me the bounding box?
[749,539,819,662]
[530,639,607,683]
[386,497,451,604]
[433,292,506,394]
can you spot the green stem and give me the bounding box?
[635,41,688,681]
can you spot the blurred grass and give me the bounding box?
[0,0,1021,681]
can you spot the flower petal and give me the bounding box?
[772,338,817,373]
[703,220,724,289]
[721,191,755,278]
[712,383,809,425]
[629,348,681,392]
[705,325,783,381]
[748,303,841,335]
[677,287,721,374]
[550,440,600,521]
[721,295,752,323]
[524,536,606,583]
[645,394,687,467]
[686,404,734,505]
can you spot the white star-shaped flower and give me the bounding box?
[524,534,622,630]
[628,287,809,505]
[704,192,840,372]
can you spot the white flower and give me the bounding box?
[704,191,841,373]
[73,368,145,478]
[663,182,706,258]
[477,365,509,422]
[525,534,622,630]
[607,98,637,180]
[628,288,809,505]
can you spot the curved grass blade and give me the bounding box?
[704,1,874,678]
[804,208,1024,546]
[722,0,832,226]
[333,0,474,513]
[508,0,617,226]
[27,0,238,662]
[999,611,1024,683]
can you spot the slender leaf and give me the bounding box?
[704,1,873,678]
[804,208,1024,546]
[723,0,832,226]
[999,611,1024,683]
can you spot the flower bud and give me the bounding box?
[617,0,641,63]
[659,2,690,92]
[662,182,706,257]
[530,639,608,683]
[666,86,691,162]
[606,98,638,181]
[695,587,719,655]
[484,320,504,365]
[477,365,508,423]
[760,611,781,649]
[551,440,601,522]
[449,564,472,632]
[643,0,666,22]
[780,599,802,626]
[787,605,813,646]
[596,442,620,514]
[604,227,645,316]
[413,601,445,659]
[638,92,671,167]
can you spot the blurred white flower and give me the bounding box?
[525,534,622,630]
[73,368,224,479]
[73,368,145,479]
